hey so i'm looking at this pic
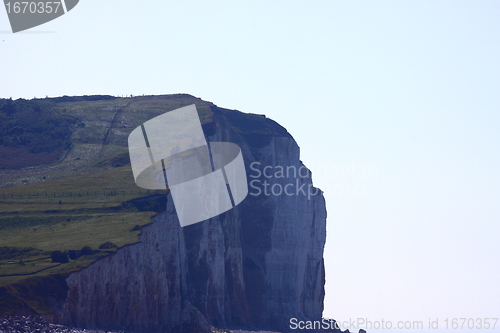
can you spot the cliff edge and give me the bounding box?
[0,95,327,333]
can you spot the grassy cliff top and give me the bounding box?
[0,94,215,288]
[0,93,294,316]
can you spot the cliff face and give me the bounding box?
[55,105,327,332]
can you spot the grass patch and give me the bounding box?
[0,247,42,260]
[0,160,164,286]
[0,274,68,315]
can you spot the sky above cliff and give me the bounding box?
[1,1,499,332]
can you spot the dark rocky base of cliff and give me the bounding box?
[0,318,268,333]
[0,317,355,333]
[0,316,129,333]
[0,317,286,333]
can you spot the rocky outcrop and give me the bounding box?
[0,315,121,333]
[55,104,327,332]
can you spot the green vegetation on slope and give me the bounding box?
[0,94,218,314]
[0,98,76,169]
[0,158,169,285]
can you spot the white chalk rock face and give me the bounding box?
[56,104,327,333]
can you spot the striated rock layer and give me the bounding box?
[55,105,327,333]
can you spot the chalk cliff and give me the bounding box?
[55,102,327,332]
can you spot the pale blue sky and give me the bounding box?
[1,1,499,330]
